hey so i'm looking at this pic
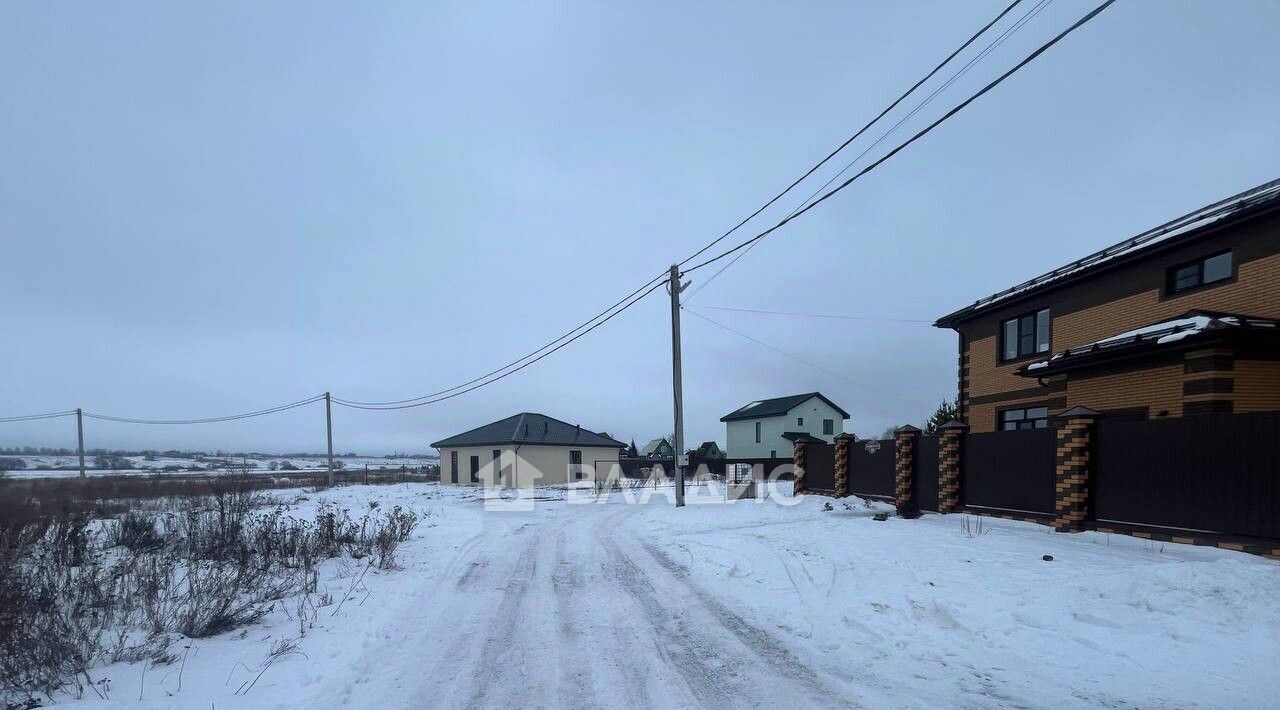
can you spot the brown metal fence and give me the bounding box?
[1095,411,1280,539]
[916,436,939,512]
[803,443,834,491]
[963,428,1056,516]
[850,439,895,499]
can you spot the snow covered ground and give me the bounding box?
[59,481,1280,709]
[3,454,435,478]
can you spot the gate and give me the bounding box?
[1095,411,1280,539]
[849,439,895,499]
[963,428,1056,516]
[803,442,835,492]
[916,436,939,512]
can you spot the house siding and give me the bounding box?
[952,210,1280,432]
[437,444,620,487]
[725,397,845,458]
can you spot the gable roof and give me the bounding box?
[935,177,1280,328]
[720,392,849,422]
[639,438,672,456]
[1017,310,1279,377]
[430,412,626,449]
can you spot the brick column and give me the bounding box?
[937,420,967,514]
[792,440,807,495]
[833,433,854,498]
[1053,407,1100,532]
[894,425,921,519]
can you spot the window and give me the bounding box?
[569,450,583,479]
[796,417,804,427]
[492,449,502,483]
[1001,308,1051,361]
[1167,251,1232,294]
[450,451,458,484]
[1000,406,1049,431]
[754,422,761,443]
[770,450,777,458]
[469,455,479,483]
[823,419,834,435]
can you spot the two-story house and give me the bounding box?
[935,179,1280,432]
[720,392,849,459]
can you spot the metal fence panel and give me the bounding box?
[916,436,940,512]
[850,439,895,499]
[963,428,1056,515]
[1095,411,1280,539]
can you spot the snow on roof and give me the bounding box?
[937,178,1280,325]
[1022,312,1279,373]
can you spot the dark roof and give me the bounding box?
[935,178,1280,327]
[640,438,672,456]
[430,412,626,449]
[1016,310,1279,377]
[781,432,826,444]
[720,392,849,422]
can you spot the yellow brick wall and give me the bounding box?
[1235,360,1280,413]
[966,253,1280,401]
[1065,364,1186,418]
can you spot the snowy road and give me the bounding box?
[306,499,859,710]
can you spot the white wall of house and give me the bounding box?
[438,444,622,487]
[724,397,846,459]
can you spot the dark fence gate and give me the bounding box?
[963,428,1056,516]
[850,439,895,499]
[1095,411,1280,539]
[916,436,939,512]
[803,442,835,492]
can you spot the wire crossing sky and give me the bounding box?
[3,1,1279,452]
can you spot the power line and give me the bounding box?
[0,410,76,423]
[696,305,932,324]
[677,0,1027,269]
[83,394,326,425]
[684,0,1042,301]
[333,279,669,410]
[683,0,1117,277]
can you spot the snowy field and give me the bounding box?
[59,481,1280,709]
[3,454,435,478]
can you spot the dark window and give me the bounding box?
[469,455,479,483]
[450,451,458,484]
[796,417,804,427]
[1167,250,1233,294]
[823,419,834,435]
[770,450,777,458]
[1001,308,1051,361]
[999,406,1049,431]
[569,450,583,479]
[492,449,502,483]
[754,422,761,443]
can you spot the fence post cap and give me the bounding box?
[1057,406,1102,419]
[939,420,969,431]
[894,424,922,435]
[834,432,856,441]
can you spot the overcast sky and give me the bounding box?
[3,0,1278,454]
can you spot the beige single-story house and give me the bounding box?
[431,412,626,487]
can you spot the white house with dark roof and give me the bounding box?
[431,412,626,487]
[720,392,848,459]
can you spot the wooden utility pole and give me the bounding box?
[325,392,335,486]
[76,408,86,479]
[668,264,689,507]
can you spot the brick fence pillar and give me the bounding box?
[1053,407,1100,532]
[894,425,921,518]
[937,420,967,514]
[833,433,854,498]
[792,440,807,495]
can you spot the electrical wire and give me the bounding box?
[683,0,1117,278]
[0,410,77,423]
[684,0,1054,300]
[84,394,326,425]
[333,279,668,410]
[676,0,1027,269]
[696,305,932,324]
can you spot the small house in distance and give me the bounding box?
[639,437,675,460]
[720,392,848,459]
[431,412,625,486]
